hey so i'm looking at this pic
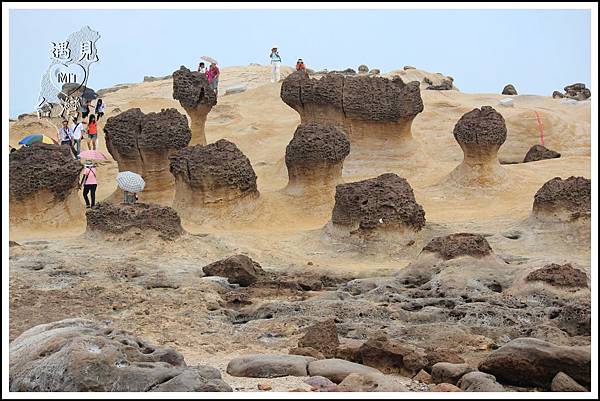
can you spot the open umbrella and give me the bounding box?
[18,134,57,146]
[201,55,218,65]
[116,171,145,193]
[79,150,109,161]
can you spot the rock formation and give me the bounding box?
[445,106,508,187]
[104,108,191,204]
[526,263,588,288]
[9,318,231,392]
[202,254,265,286]
[86,202,184,240]
[169,139,259,219]
[281,71,424,164]
[425,79,453,90]
[421,233,493,260]
[329,173,426,238]
[9,143,84,231]
[357,64,369,74]
[172,66,217,145]
[531,176,590,222]
[501,84,518,95]
[284,122,350,196]
[552,83,591,101]
[523,144,561,163]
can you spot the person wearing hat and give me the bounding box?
[80,160,98,208]
[270,46,282,83]
[296,58,306,72]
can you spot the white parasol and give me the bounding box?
[201,56,218,65]
[116,171,145,193]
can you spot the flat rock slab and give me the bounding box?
[308,358,382,384]
[226,354,315,378]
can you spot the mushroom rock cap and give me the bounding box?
[502,84,518,95]
[86,202,183,239]
[104,108,191,157]
[526,263,588,288]
[172,65,217,109]
[453,106,507,146]
[523,145,561,163]
[9,143,82,202]
[421,233,493,260]
[281,72,423,122]
[532,176,590,219]
[331,173,426,231]
[285,122,350,168]
[169,139,257,195]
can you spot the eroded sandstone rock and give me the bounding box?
[202,254,265,287]
[523,144,561,163]
[421,233,493,260]
[532,176,590,222]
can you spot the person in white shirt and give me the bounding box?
[270,46,282,83]
[70,117,84,159]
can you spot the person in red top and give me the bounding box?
[296,58,306,71]
[206,63,220,94]
[86,114,98,150]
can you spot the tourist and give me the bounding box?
[198,62,206,74]
[86,114,98,151]
[270,46,282,82]
[123,190,138,204]
[80,97,91,119]
[58,119,73,151]
[207,63,220,94]
[95,99,105,121]
[70,116,83,159]
[296,58,306,72]
[80,161,98,208]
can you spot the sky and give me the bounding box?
[9,8,592,117]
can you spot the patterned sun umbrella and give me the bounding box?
[18,134,57,146]
[201,55,218,65]
[116,171,145,192]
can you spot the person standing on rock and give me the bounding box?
[86,114,98,151]
[80,161,98,208]
[58,119,74,152]
[270,46,282,82]
[95,99,105,121]
[69,117,84,159]
[296,58,306,72]
[206,63,220,94]
[198,62,206,74]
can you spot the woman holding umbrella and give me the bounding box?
[80,160,98,208]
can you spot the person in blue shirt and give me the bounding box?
[270,46,282,83]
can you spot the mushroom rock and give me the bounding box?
[501,84,518,95]
[523,144,561,163]
[357,64,369,74]
[445,106,508,187]
[281,72,424,168]
[563,83,591,101]
[9,143,84,232]
[421,233,493,260]
[532,176,590,223]
[327,173,425,242]
[86,202,184,240]
[169,139,259,221]
[284,122,350,197]
[552,91,564,99]
[172,65,217,145]
[104,107,191,204]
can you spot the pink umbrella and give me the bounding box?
[79,150,109,161]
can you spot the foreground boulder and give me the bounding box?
[297,319,340,358]
[430,363,474,385]
[457,372,504,392]
[9,143,84,230]
[104,108,191,204]
[172,66,217,145]
[526,263,588,288]
[329,173,426,238]
[551,372,588,392]
[202,255,265,286]
[307,359,382,384]
[333,372,408,392]
[284,122,350,196]
[86,202,184,240]
[532,176,591,222]
[356,336,428,377]
[169,139,259,219]
[478,338,590,389]
[523,144,561,163]
[9,319,231,392]
[226,354,315,378]
[445,106,508,187]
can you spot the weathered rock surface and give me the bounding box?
[331,173,426,232]
[478,338,591,389]
[104,108,191,204]
[532,176,591,222]
[9,318,231,392]
[202,254,265,286]
[297,319,340,358]
[334,372,408,392]
[226,354,315,378]
[430,362,475,385]
[172,65,217,145]
[307,358,382,384]
[421,233,493,260]
[526,263,588,288]
[86,202,183,239]
[502,84,518,95]
[550,372,588,392]
[356,336,428,376]
[457,371,504,392]
[170,139,259,209]
[523,144,561,163]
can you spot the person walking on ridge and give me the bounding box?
[270,46,282,82]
